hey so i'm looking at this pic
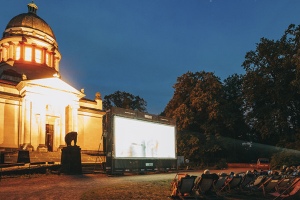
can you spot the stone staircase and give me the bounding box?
[2,150,104,164]
[1,150,106,175]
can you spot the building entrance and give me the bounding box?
[46,124,54,151]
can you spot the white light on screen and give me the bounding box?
[114,116,176,159]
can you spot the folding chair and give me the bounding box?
[170,173,188,196]
[220,175,242,192]
[270,178,300,200]
[251,175,267,190]
[194,173,219,195]
[276,178,292,192]
[259,179,280,196]
[178,176,197,199]
[240,173,256,191]
[214,175,228,194]
[170,174,197,199]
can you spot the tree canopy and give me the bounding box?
[162,24,300,164]
[104,24,300,165]
[242,24,300,148]
[163,71,224,163]
[103,90,147,112]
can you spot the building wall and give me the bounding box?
[0,98,20,148]
[0,80,105,152]
[78,111,104,151]
[0,2,106,152]
[0,83,21,149]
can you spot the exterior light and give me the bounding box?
[53,72,60,78]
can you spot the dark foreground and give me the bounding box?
[0,168,298,200]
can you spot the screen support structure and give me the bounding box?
[93,133,105,173]
[105,107,177,174]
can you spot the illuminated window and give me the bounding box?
[24,47,32,61]
[46,53,50,66]
[15,46,21,60]
[35,49,42,63]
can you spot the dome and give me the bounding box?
[0,2,61,74]
[4,2,56,39]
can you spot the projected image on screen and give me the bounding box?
[114,116,176,159]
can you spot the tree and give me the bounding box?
[220,74,253,162]
[242,24,300,147]
[164,71,224,162]
[103,90,147,112]
[221,74,250,140]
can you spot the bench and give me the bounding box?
[0,151,16,164]
[29,162,47,167]
[0,163,25,181]
[0,161,57,180]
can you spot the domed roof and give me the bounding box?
[5,2,56,39]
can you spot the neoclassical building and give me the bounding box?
[0,2,105,152]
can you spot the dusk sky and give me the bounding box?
[1,0,300,114]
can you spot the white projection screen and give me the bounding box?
[114,116,176,159]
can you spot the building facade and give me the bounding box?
[0,2,105,152]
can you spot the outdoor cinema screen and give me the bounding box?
[114,116,176,159]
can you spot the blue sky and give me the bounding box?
[1,0,300,114]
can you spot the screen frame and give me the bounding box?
[112,115,176,159]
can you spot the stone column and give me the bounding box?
[59,109,66,150]
[66,104,78,133]
[13,44,17,60]
[66,105,73,133]
[72,104,79,132]
[8,42,13,60]
[42,47,47,65]
[54,118,60,150]
[1,44,8,61]
[19,98,25,146]
[19,42,24,61]
[37,108,47,152]
[23,99,33,151]
[32,45,36,63]
[51,52,55,68]
[0,47,2,61]
[40,112,46,146]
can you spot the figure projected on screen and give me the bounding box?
[129,141,146,157]
[146,139,158,157]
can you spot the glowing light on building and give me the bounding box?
[0,2,105,152]
[35,48,42,63]
[46,52,50,66]
[16,46,21,60]
[25,46,32,61]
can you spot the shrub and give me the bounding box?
[270,150,300,169]
[214,159,228,169]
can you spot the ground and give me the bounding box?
[0,168,292,200]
